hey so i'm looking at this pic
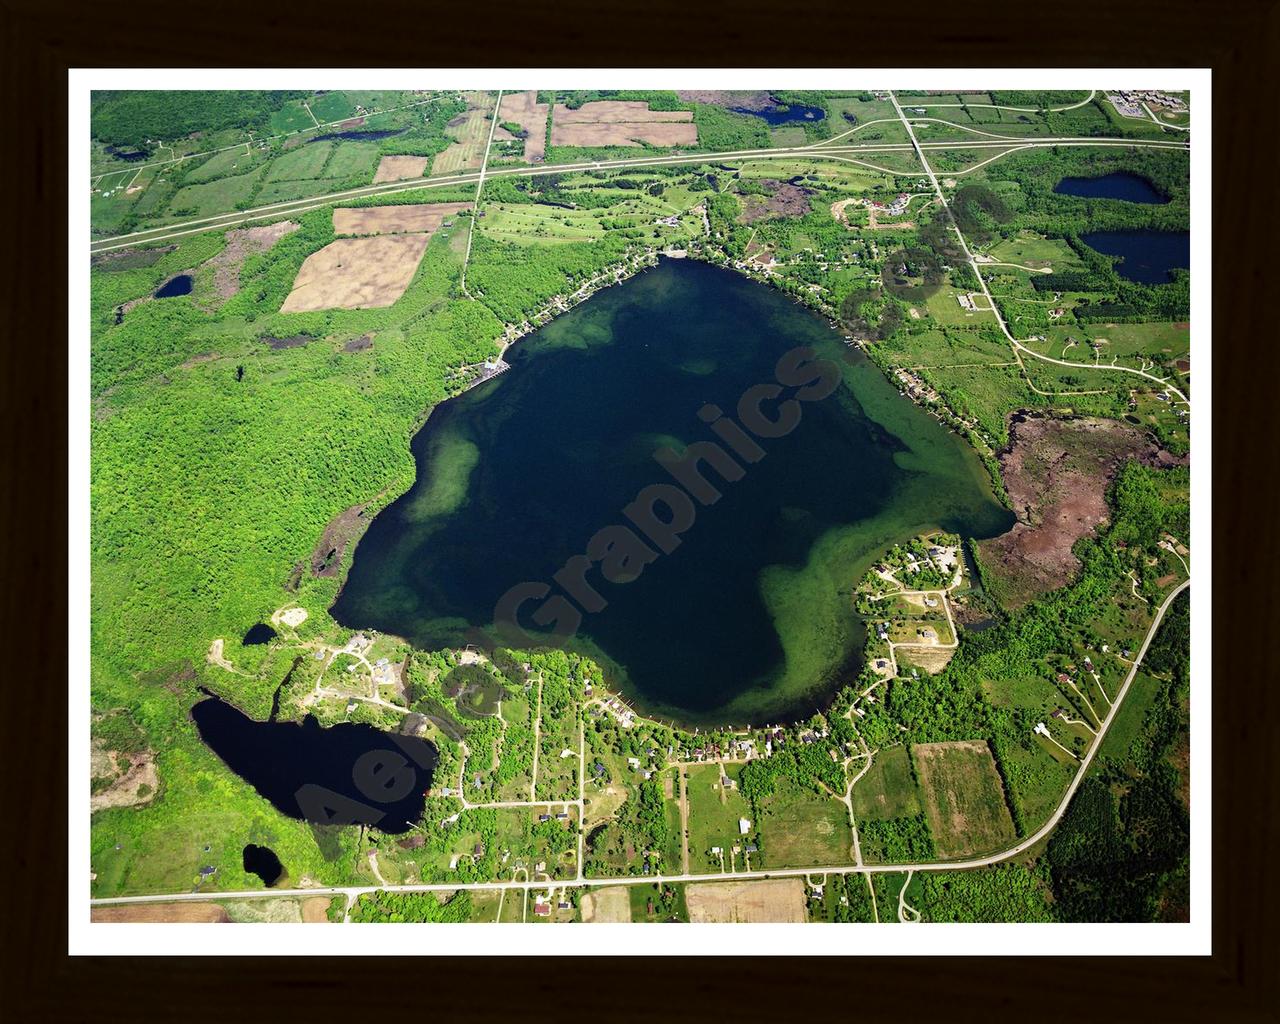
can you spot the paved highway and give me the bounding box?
[88,135,1188,254]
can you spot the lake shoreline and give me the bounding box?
[329,256,1011,730]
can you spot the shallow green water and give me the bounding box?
[333,259,1011,725]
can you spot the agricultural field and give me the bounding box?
[911,741,1017,859]
[550,101,697,148]
[496,90,549,163]
[432,93,496,175]
[685,879,807,923]
[280,234,433,312]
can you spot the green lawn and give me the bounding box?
[266,143,333,182]
[851,744,921,821]
[755,776,853,869]
[184,147,267,185]
[685,763,751,873]
[166,169,263,219]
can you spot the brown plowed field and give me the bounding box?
[332,202,470,236]
[372,155,429,183]
[280,234,430,312]
[91,903,231,923]
[498,91,549,163]
[685,879,805,923]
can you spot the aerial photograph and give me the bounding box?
[82,79,1197,935]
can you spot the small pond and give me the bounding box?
[105,145,148,162]
[731,102,826,126]
[1053,172,1169,204]
[307,128,406,143]
[242,844,284,886]
[242,623,277,646]
[1081,229,1190,284]
[154,275,193,299]
[192,691,437,833]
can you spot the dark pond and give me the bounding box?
[332,259,1012,725]
[192,691,437,833]
[1053,172,1168,204]
[308,129,406,143]
[242,623,277,645]
[105,145,148,162]
[242,844,284,886]
[1081,229,1191,285]
[731,102,826,126]
[154,275,193,299]
[262,334,311,350]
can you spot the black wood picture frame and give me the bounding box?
[4,0,1273,1018]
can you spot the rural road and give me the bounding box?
[90,578,1189,909]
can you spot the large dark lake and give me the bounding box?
[1081,229,1191,284]
[192,692,436,833]
[333,260,1011,725]
[1053,172,1168,204]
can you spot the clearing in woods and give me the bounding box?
[372,155,429,184]
[580,886,632,923]
[332,202,471,236]
[911,740,1017,859]
[280,234,432,312]
[685,879,806,923]
[550,101,697,148]
[498,91,550,163]
[432,93,494,175]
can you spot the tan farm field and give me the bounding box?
[551,101,696,148]
[498,90,549,163]
[280,234,431,312]
[333,202,471,236]
[911,740,1017,859]
[685,879,806,923]
[580,886,631,923]
[372,155,429,184]
[91,903,231,923]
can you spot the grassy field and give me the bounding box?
[851,745,922,821]
[985,233,1083,270]
[755,776,853,869]
[266,143,333,182]
[911,741,1017,859]
[166,170,264,219]
[685,763,751,873]
[185,147,268,185]
[269,101,316,135]
[480,203,603,245]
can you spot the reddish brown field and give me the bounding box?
[372,155,429,183]
[498,90,549,163]
[977,416,1170,608]
[553,101,694,123]
[91,903,231,923]
[332,202,470,236]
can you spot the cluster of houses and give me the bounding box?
[893,367,942,406]
[1105,90,1187,118]
[867,193,912,217]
